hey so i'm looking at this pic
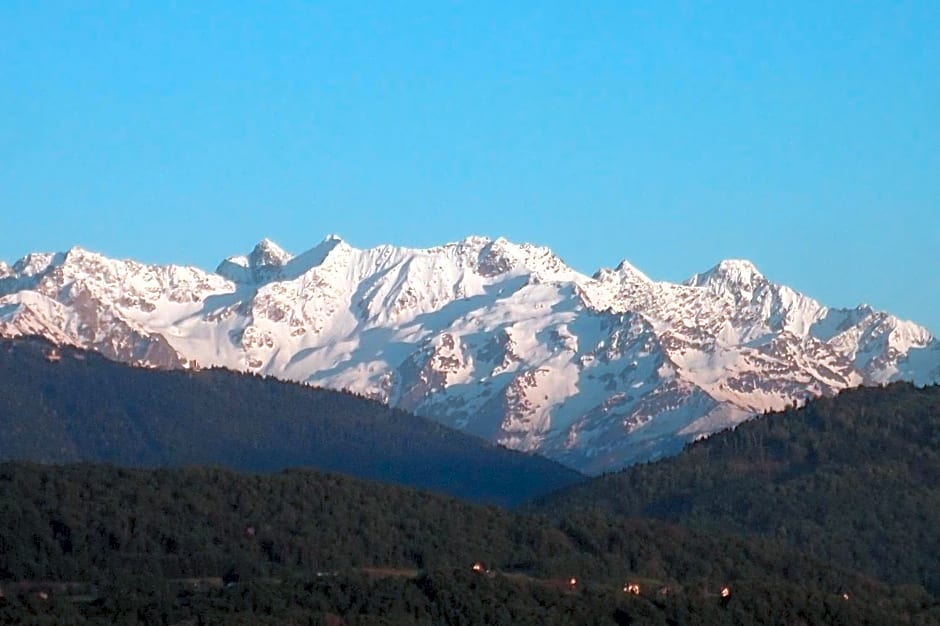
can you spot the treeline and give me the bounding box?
[1,462,936,624]
[535,382,940,594]
[4,568,934,625]
[0,336,581,506]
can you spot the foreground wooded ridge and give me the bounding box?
[0,462,937,624]
[534,382,940,596]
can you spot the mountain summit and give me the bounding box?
[1,236,937,473]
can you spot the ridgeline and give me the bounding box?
[534,383,940,595]
[0,336,581,507]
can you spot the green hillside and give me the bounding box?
[535,383,940,594]
[0,462,935,624]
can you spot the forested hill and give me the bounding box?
[1,462,935,624]
[0,336,581,506]
[533,382,940,594]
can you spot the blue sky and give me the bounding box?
[1,2,938,332]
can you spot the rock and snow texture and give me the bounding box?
[1,236,937,474]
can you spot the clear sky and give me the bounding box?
[1,2,938,332]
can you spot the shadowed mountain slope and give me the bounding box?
[0,336,582,506]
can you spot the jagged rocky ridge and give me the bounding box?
[1,236,938,473]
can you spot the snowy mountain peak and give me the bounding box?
[282,235,351,278]
[12,252,65,278]
[458,234,492,247]
[216,238,294,284]
[685,259,765,291]
[476,237,575,280]
[62,245,110,266]
[250,238,292,267]
[596,259,652,283]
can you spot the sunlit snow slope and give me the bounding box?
[2,236,937,473]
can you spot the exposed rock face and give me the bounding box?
[1,237,937,473]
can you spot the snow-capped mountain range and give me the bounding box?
[2,236,938,473]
